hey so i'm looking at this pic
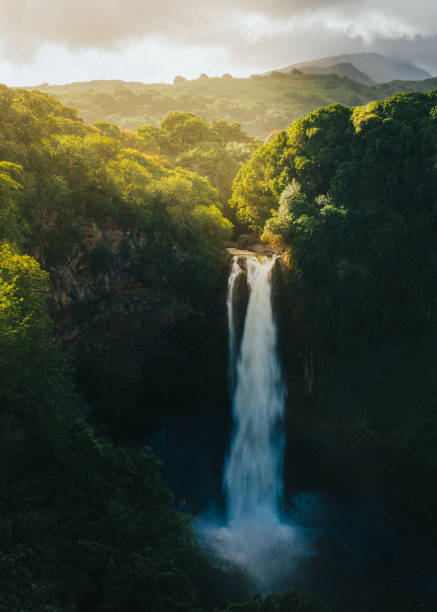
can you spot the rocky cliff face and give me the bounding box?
[45,224,230,450]
[48,224,193,358]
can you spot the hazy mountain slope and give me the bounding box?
[27,70,437,137]
[277,52,432,83]
[295,62,374,84]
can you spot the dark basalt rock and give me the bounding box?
[46,226,229,450]
[48,226,193,356]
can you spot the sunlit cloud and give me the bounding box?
[0,0,436,85]
[0,38,233,87]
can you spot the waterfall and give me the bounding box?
[225,255,286,527]
[198,254,297,590]
[226,256,243,389]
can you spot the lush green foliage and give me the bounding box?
[233,92,437,351]
[0,84,331,611]
[30,72,437,137]
[0,243,206,611]
[231,90,437,493]
[0,241,328,608]
[8,81,437,610]
[0,86,233,300]
[132,112,256,210]
[0,86,242,610]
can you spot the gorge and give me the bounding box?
[165,250,437,610]
[2,84,437,611]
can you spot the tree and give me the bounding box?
[230,130,289,230]
[0,243,204,611]
[0,162,26,245]
[135,124,170,155]
[160,112,215,154]
[233,91,437,349]
[176,142,240,204]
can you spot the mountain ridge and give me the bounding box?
[272,52,432,83]
[24,67,437,138]
[290,61,374,84]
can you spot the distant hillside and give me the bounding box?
[27,69,437,138]
[275,52,432,83]
[293,62,374,85]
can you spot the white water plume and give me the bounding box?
[226,256,243,389]
[225,255,286,525]
[199,254,299,591]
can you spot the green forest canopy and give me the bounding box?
[3,81,437,609]
[0,86,220,610]
[28,71,437,137]
[228,90,437,514]
[0,86,240,293]
[0,84,329,611]
[231,91,437,348]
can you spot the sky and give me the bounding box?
[1,0,437,86]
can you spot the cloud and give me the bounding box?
[374,34,437,74]
[0,0,436,80]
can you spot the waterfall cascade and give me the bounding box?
[226,256,243,389]
[199,253,297,590]
[225,255,286,527]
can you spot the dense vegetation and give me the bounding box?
[231,91,437,478]
[131,111,257,225]
[3,77,437,610]
[0,243,203,611]
[0,85,330,609]
[234,91,437,341]
[29,71,437,138]
[0,86,237,286]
